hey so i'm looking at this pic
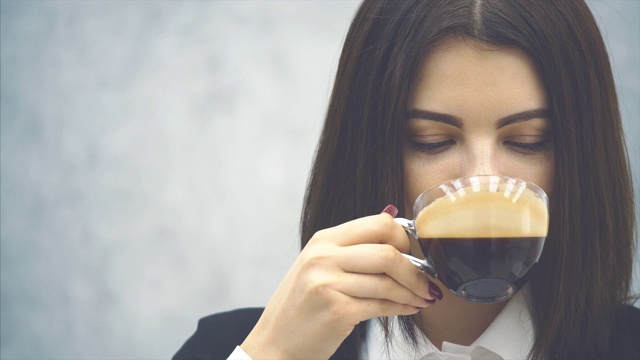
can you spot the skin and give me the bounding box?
[404,36,554,347]
[241,35,554,358]
[241,215,436,359]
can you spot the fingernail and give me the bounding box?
[424,298,436,305]
[381,204,398,217]
[429,282,444,301]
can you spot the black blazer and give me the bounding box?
[173,306,640,359]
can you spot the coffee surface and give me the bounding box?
[416,184,548,238]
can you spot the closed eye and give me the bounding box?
[409,139,456,154]
[504,139,550,154]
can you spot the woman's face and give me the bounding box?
[403,36,554,216]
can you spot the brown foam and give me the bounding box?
[416,185,548,238]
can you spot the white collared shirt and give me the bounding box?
[364,288,534,360]
[229,288,534,360]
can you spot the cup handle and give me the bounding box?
[393,218,438,278]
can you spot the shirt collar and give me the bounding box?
[365,286,534,360]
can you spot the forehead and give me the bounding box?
[411,36,547,115]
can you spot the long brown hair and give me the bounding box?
[300,1,636,359]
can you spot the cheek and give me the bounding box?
[539,157,555,200]
[522,155,554,198]
[502,154,555,200]
[402,154,425,216]
[402,153,458,217]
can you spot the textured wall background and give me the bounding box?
[0,1,638,359]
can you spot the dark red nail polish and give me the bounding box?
[429,282,444,301]
[425,298,436,305]
[381,204,398,217]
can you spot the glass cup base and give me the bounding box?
[458,279,515,303]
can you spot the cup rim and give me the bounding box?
[413,175,549,217]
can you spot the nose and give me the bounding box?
[463,142,498,177]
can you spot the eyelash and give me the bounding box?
[409,139,551,155]
[409,139,455,154]
[504,140,551,154]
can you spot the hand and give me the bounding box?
[240,206,441,359]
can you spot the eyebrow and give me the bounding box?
[408,108,550,129]
[497,109,549,128]
[408,110,463,127]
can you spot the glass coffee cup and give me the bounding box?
[394,175,549,303]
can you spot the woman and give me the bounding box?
[174,1,639,359]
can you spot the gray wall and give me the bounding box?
[0,1,637,358]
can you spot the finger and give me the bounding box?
[334,243,434,300]
[312,213,410,251]
[331,292,425,323]
[331,272,435,308]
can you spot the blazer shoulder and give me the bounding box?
[609,305,640,359]
[613,305,640,334]
[173,307,264,360]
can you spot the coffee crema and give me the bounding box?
[415,184,548,238]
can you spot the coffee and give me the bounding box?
[415,184,548,300]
